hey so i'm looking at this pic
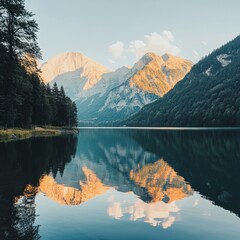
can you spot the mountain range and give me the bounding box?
[36,130,192,206]
[125,35,240,127]
[40,52,192,123]
[39,35,240,127]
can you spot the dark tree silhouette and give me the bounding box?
[0,0,41,127]
[0,0,78,128]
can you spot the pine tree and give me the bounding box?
[0,0,41,127]
[0,44,7,125]
[0,0,78,129]
[70,102,78,127]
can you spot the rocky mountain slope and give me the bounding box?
[38,168,109,205]
[125,35,240,127]
[76,52,192,123]
[40,51,192,123]
[40,52,109,100]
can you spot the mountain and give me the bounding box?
[130,159,192,203]
[127,129,240,216]
[39,52,191,123]
[76,52,192,123]
[40,52,109,100]
[38,168,109,205]
[34,130,192,205]
[128,53,192,96]
[125,35,240,127]
[36,159,191,206]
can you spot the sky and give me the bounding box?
[25,0,240,70]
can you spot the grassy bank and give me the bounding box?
[0,127,78,142]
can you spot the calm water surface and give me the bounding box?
[0,129,240,239]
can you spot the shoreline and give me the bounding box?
[0,127,78,142]
[77,126,240,131]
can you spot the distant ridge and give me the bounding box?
[125,35,240,127]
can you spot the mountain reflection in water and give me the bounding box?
[0,129,240,240]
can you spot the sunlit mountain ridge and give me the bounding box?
[39,51,192,123]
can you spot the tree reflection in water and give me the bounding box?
[0,135,78,240]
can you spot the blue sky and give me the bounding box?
[26,0,240,70]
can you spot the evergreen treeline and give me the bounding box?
[0,0,78,128]
[39,82,78,127]
[125,35,240,127]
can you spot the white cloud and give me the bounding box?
[108,198,180,228]
[108,31,181,61]
[130,40,146,49]
[162,30,175,42]
[162,216,176,229]
[108,202,123,219]
[108,41,124,59]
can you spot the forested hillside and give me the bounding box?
[125,35,240,127]
[0,0,77,128]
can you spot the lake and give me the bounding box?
[0,129,240,240]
